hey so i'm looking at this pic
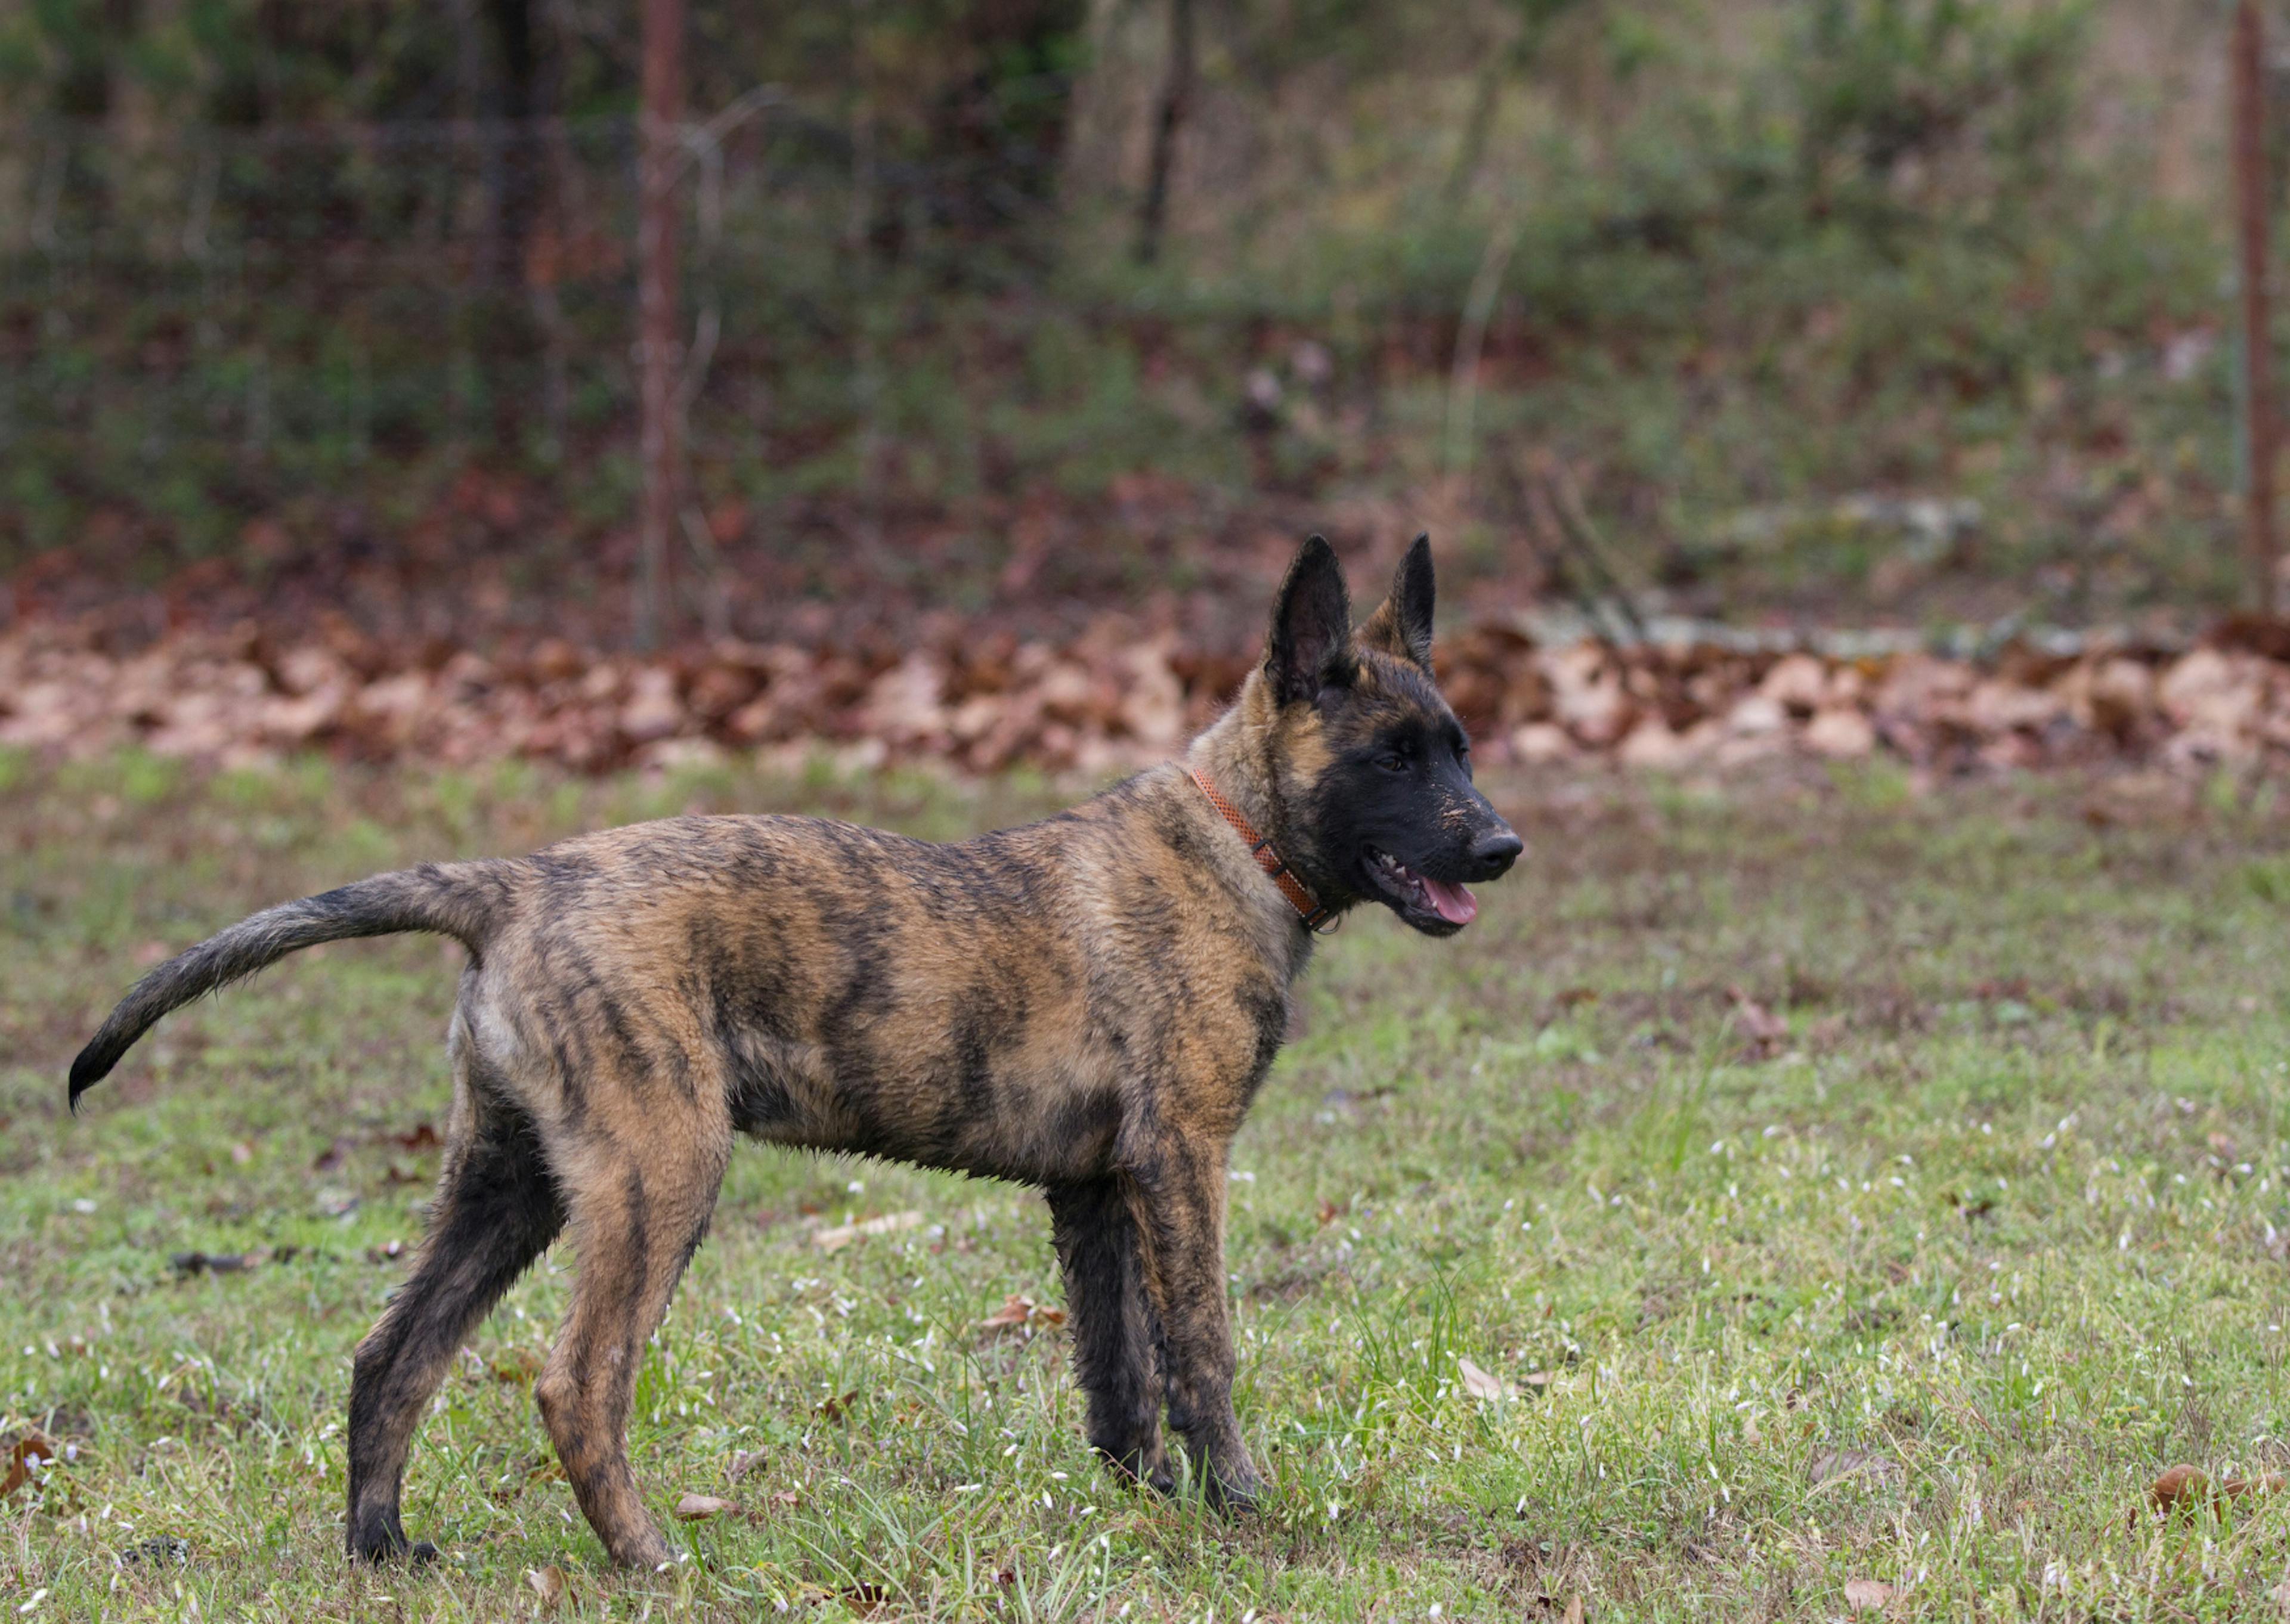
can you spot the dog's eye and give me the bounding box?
[1375,749,1409,774]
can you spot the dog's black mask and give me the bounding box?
[1263,534,1522,937]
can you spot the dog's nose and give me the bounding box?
[1468,828,1522,879]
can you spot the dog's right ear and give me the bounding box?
[1358,532,1435,670]
[1265,535,1357,705]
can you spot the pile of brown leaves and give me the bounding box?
[7,612,2290,779]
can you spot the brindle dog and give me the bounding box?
[69,534,1521,1568]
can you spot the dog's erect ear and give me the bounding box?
[1265,535,1357,705]
[1358,533,1435,670]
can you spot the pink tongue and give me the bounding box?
[1422,877,1477,925]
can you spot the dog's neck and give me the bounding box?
[1181,669,1339,910]
[1172,676,1335,978]
[1182,674,1280,823]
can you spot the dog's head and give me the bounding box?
[1254,534,1521,936]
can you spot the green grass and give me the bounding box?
[8,752,2290,1619]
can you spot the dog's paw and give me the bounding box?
[1206,1462,1266,1516]
[606,1532,678,1570]
[347,1509,443,1566]
[1097,1444,1175,1497]
[347,1513,412,1565]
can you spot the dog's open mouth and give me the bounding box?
[1363,846,1477,929]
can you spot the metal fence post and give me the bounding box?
[2235,0,2278,612]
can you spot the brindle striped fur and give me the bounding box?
[67,535,1520,1567]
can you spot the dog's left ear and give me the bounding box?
[1358,533,1435,671]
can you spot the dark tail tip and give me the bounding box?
[67,1043,116,1114]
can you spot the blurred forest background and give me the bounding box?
[0,0,2249,661]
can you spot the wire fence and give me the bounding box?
[2,23,2258,633]
[2,88,1157,548]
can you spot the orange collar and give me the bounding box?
[1187,767,1336,932]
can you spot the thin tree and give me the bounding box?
[485,0,540,287]
[1135,0,1196,265]
[636,0,685,650]
[1445,0,1586,206]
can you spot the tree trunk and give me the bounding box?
[484,0,546,452]
[1135,0,1196,265]
[636,0,685,650]
[485,0,540,290]
[1443,57,1503,206]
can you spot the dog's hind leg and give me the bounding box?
[346,1089,564,1561]
[1122,1136,1264,1511]
[1047,1177,1171,1493]
[533,1115,729,1568]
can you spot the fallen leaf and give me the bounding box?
[729,1448,768,1482]
[1809,1448,1901,1489]
[843,1582,889,1614]
[979,1294,1035,1329]
[674,1492,734,1521]
[1458,1356,1512,1401]
[0,1432,58,1499]
[1563,1594,1586,1624]
[170,1249,264,1278]
[773,1489,802,1507]
[975,1293,1066,1337]
[1316,1197,1344,1226]
[1728,986,1789,1056]
[491,1346,546,1384]
[815,1389,861,1423]
[1843,1577,1892,1610]
[2147,1463,2285,1518]
[527,1564,567,1610]
[2149,1464,2209,1515]
[812,1209,923,1251]
[13,615,2289,780]
[393,1123,442,1151]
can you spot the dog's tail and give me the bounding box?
[67,860,522,1111]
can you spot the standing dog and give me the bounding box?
[69,534,1520,1567]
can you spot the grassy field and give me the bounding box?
[7,750,2290,1620]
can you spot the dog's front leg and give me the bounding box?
[1047,1177,1172,1493]
[1122,1138,1262,1510]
